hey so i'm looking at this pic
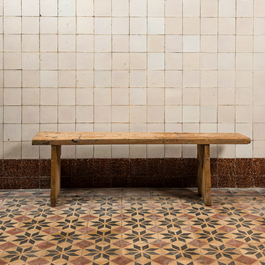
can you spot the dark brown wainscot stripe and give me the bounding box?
[111,159,130,187]
[21,176,40,189]
[3,159,22,178]
[40,176,50,189]
[182,158,198,187]
[2,177,22,189]
[94,159,111,178]
[235,158,253,176]
[61,159,76,178]
[130,159,148,176]
[218,159,236,179]
[0,159,3,177]
[110,159,130,178]
[40,159,51,176]
[0,158,264,189]
[76,159,94,179]
[210,158,218,188]
[21,159,40,177]
[253,158,265,176]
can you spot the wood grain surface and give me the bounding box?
[32,132,251,145]
[197,144,211,206]
[51,145,61,207]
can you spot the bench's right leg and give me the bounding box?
[51,145,61,207]
[197,144,211,206]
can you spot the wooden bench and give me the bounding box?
[32,132,251,207]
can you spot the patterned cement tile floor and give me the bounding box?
[0,188,265,265]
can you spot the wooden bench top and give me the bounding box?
[32,132,251,145]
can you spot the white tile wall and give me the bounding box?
[0,0,264,159]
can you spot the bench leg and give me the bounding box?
[197,144,211,206]
[51,145,61,207]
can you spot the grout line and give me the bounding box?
[56,0,59,137]
[38,0,41,160]
[20,0,22,161]
[234,0,237,161]
[252,0,254,158]
[181,0,183,159]
[75,0,77,159]
[217,0,219,160]
[128,0,131,160]
[199,0,201,136]
[111,0,113,159]
[1,0,4,160]
[145,0,148,159]
[93,0,95,160]
[162,0,165,160]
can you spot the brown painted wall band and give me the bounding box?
[0,158,264,189]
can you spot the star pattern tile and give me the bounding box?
[0,188,265,264]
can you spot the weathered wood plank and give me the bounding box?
[197,144,203,197]
[51,145,61,207]
[32,132,251,145]
[201,144,211,206]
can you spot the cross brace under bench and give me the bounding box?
[32,132,251,207]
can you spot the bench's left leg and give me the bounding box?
[51,145,61,207]
[197,144,203,197]
[197,144,211,206]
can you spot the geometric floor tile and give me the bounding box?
[0,188,264,264]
